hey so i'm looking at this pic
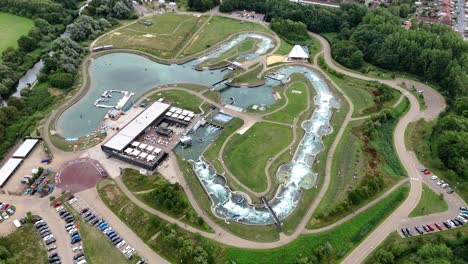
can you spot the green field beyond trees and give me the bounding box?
[0,12,34,60]
[224,122,293,192]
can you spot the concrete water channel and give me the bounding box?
[57,32,340,225]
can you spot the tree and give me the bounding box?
[350,50,364,69]
[17,36,37,52]
[49,72,75,89]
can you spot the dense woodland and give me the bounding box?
[187,0,220,12]
[0,0,134,159]
[221,0,467,210]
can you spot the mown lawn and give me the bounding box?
[276,38,293,55]
[196,38,258,69]
[96,13,206,58]
[225,185,409,263]
[230,63,264,86]
[182,16,273,56]
[0,223,48,264]
[0,13,34,59]
[409,183,448,217]
[223,122,293,192]
[148,89,203,113]
[264,82,308,124]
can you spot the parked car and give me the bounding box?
[437,180,445,186]
[73,252,84,260]
[72,246,82,252]
[454,219,464,225]
[23,188,31,195]
[46,238,56,245]
[47,245,57,251]
[80,208,89,214]
[2,212,9,219]
[7,207,15,215]
[452,219,460,226]
[426,224,435,231]
[448,220,456,227]
[424,170,431,175]
[67,195,75,201]
[136,259,147,264]
[71,238,81,244]
[415,226,424,234]
[68,198,78,204]
[422,225,430,232]
[434,223,443,230]
[90,218,100,225]
[440,183,449,188]
[116,240,126,249]
[443,221,451,229]
[430,175,438,180]
[53,201,62,208]
[456,216,467,223]
[447,189,455,194]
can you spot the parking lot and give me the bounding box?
[68,194,145,263]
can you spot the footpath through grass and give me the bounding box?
[264,82,308,124]
[223,122,293,192]
[0,13,34,59]
[181,16,273,57]
[0,223,48,264]
[225,184,409,263]
[409,183,448,217]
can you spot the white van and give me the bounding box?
[13,219,21,228]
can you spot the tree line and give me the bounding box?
[188,0,219,12]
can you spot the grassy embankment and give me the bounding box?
[229,62,265,86]
[0,223,48,264]
[195,38,258,69]
[121,169,212,231]
[409,183,448,217]
[309,97,409,228]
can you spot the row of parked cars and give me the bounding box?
[0,202,15,223]
[54,196,87,264]
[401,208,468,237]
[422,169,455,194]
[34,219,60,263]
[73,201,145,263]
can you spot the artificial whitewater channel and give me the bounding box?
[57,32,339,225]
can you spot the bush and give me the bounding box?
[49,72,75,89]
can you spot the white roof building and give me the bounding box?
[12,139,39,158]
[288,45,310,60]
[0,158,23,187]
[103,102,170,152]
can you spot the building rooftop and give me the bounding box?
[288,45,310,59]
[12,139,39,158]
[103,102,170,152]
[0,158,23,187]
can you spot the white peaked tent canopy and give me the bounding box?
[288,45,309,59]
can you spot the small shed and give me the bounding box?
[288,45,310,62]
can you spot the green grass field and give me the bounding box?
[148,90,203,113]
[223,122,293,192]
[225,185,409,263]
[276,38,293,55]
[122,169,160,192]
[264,82,308,124]
[0,13,34,61]
[96,13,206,58]
[0,223,48,264]
[409,183,449,217]
[229,63,264,86]
[181,16,273,56]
